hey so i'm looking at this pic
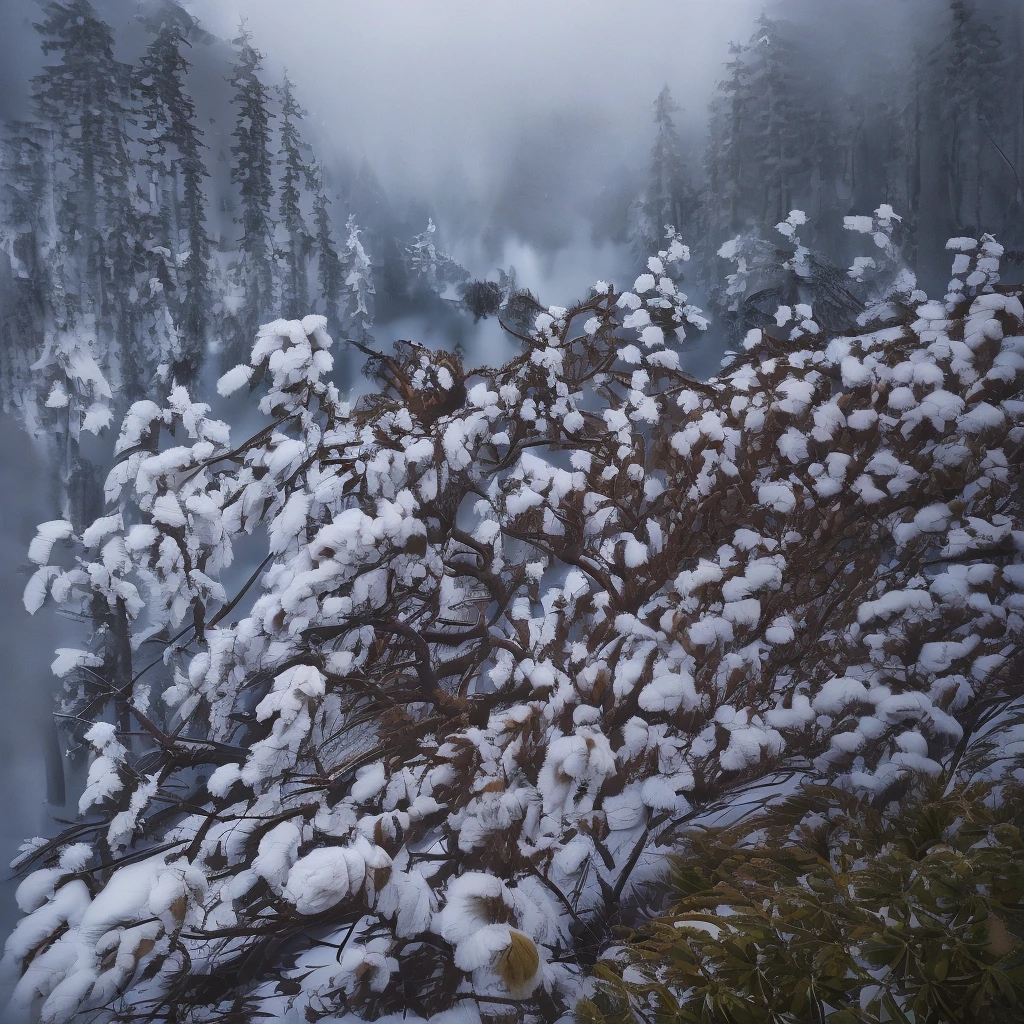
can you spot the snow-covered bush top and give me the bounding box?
[5,226,1024,1024]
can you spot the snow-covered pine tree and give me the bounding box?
[347,158,409,305]
[134,14,186,402]
[27,0,131,526]
[696,0,1020,287]
[6,223,1024,1024]
[863,50,925,262]
[33,0,136,327]
[405,218,441,294]
[225,21,276,368]
[275,73,313,321]
[339,213,375,344]
[136,1,213,389]
[745,13,816,227]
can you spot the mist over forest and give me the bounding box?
[0,1,1022,1021]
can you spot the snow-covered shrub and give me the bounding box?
[5,225,1024,1023]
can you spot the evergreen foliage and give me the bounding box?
[460,279,504,322]
[32,0,136,324]
[338,213,375,344]
[698,0,1024,282]
[276,73,313,321]
[27,0,132,524]
[702,14,824,248]
[934,0,1007,236]
[311,166,344,324]
[136,3,213,392]
[630,87,695,265]
[0,126,53,423]
[225,22,276,368]
[580,768,1024,1023]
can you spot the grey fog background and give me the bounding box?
[197,0,760,198]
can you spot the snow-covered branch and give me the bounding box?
[6,224,1024,1024]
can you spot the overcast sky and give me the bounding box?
[191,0,762,204]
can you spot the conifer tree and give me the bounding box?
[276,73,313,321]
[33,0,136,325]
[745,14,816,227]
[699,12,841,302]
[631,86,693,263]
[136,1,212,388]
[310,166,345,329]
[225,21,275,368]
[935,0,1005,235]
[348,158,408,303]
[0,127,49,417]
[701,41,748,257]
[339,213,375,344]
[29,0,128,525]
[866,52,925,256]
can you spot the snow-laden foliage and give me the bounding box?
[6,225,1024,1023]
[715,209,871,339]
[339,215,376,345]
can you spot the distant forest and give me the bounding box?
[0,0,1022,527]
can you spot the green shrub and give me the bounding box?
[580,774,1024,1023]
